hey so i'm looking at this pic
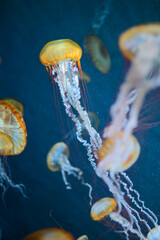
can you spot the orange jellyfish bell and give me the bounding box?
[85,34,111,74]
[97,132,140,172]
[0,100,27,155]
[119,23,160,61]
[23,228,75,240]
[39,39,82,66]
[91,197,117,221]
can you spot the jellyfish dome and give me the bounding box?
[91,197,117,221]
[39,39,82,65]
[77,235,88,240]
[97,132,140,172]
[23,228,74,240]
[47,142,69,172]
[0,100,27,155]
[119,23,160,61]
[147,225,160,240]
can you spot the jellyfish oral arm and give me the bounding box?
[54,60,102,171]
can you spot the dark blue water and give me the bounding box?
[0,0,160,239]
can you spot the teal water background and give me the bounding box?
[0,0,160,239]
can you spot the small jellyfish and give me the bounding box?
[23,228,74,240]
[77,235,88,240]
[85,34,110,74]
[47,142,92,204]
[147,225,160,240]
[97,132,140,172]
[3,97,24,116]
[91,197,117,221]
[65,112,99,143]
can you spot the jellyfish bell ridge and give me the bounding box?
[39,39,82,66]
[47,142,69,172]
[97,132,140,173]
[0,100,27,155]
[91,197,117,221]
[119,23,160,61]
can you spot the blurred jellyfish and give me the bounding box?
[110,23,160,139]
[0,100,27,199]
[79,71,91,84]
[40,39,102,170]
[77,235,88,240]
[23,228,75,240]
[147,226,160,240]
[96,23,160,239]
[85,34,111,74]
[65,112,99,144]
[97,132,140,173]
[3,97,24,116]
[47,142,92,205]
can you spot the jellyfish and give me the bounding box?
[97,132,140,173]
[95,23,160,239]
[91,197,117,221]
[85,34,111,74]
[109,23,160,139]
[23,228,75,240]
[40,39,102,170]
[3,97,24,116]
[47,142,92,205]
[0,100,27,198]
[65,112,99,144]
[77,235,88,240]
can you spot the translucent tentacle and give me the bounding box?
[121,172,158,225]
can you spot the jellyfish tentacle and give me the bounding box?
[121,172,158,225]
[61,169,71,190]
[109,212,147,240]
[57,68,98,171]
[0,159,27,199]
[117,174,152,231]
